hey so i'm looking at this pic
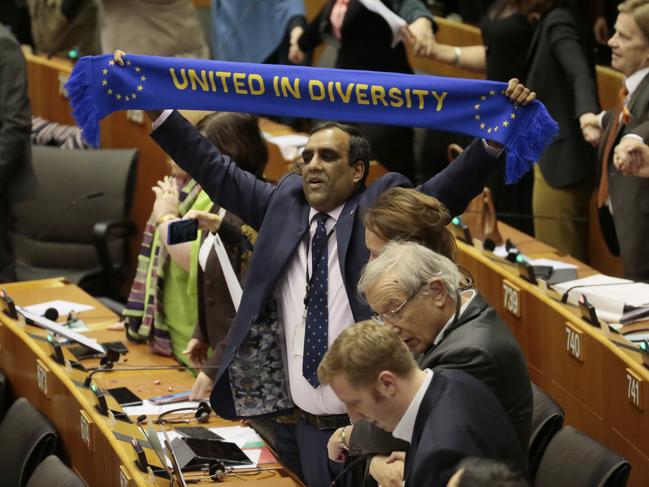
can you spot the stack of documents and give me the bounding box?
[552,274,649,323]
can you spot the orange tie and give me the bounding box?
[597,86,629,207]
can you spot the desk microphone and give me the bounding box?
[82,364,220,388]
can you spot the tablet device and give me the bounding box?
[69,344,104,360]
[183,438,252,466]
[108,387,143,407]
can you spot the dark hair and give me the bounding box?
[455,458,529,487]
[197,112,268,178]
[527,0,573,15]
[309,121,372,185]
[363,187,456,261]
[489,0,571,18]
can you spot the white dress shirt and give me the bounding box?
[392,369,434,443]
[276,204,354,415]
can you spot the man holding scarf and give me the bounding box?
[136,74,535,486]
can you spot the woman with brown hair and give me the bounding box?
[363,187,456,262]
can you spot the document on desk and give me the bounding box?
[263,133,308,161]
[123,400,201,417]
[552,274,649,322]
[16,305,105,353]
[23,299,94,316]
[527,258,578,270]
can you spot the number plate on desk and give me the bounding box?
[80,410,94,452]
[626,369,644,411]
[36,359,50,398]
[502,280,521,318]
[565,323,583,362]
[58,72,70,98]
[119,466,133,487]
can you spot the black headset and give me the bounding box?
[156,400,211,424]
[136,401,211,425]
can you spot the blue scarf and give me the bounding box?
[66,54,558,183]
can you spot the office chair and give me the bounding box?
[10,145,138,300]
[0,398,58,487]
[533,426,630,487]
[25,455,85,487]
[528,383,564,479]
[0,369,12,421]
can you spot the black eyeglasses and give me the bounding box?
[371,283,427,326]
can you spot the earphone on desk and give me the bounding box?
[156,400,211,424]
[136,401,211,425]
[183,462,227,483]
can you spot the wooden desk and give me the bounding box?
[456,224,649,486]
[0,278,301,487]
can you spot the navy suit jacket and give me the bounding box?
[152,111,502,417]
[404,369,527,487]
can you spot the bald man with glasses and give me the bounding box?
[328,241,531,487]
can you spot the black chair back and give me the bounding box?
[0,398,58,487]
[529,383,564,479]
[25,456,85,487]
[533,426,631,487]
[0,370,12,420]
[11,145,138,299]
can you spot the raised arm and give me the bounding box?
[417,79,535,215]
[151,111,276,231]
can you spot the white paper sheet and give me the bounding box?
[17,305,105,353]
[123,400,200,417]
[264,133,309,161]
[23,299,94,315]
[358,0,407,47]
[552,274,649,322]
[624,331,649,342]
[527,258,578,270]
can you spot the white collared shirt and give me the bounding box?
[276,204,354,415]
[432,289,477,347]
[392,369,434,443]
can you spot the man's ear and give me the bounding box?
[377,370,398,397]
[426,278,447,307]
[352,160,365,184]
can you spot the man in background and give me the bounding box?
[0,23,36,282]
[586,0,649,281]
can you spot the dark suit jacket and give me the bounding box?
[404,369,527,487]
[0,24,35,202]
[350,293,532,455]
[152,111,502,418]
[297,0,433,73]
[597,71,649,282]
[0,24,36,282]
[525,7,599,188]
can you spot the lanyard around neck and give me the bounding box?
[303,219,336,308]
